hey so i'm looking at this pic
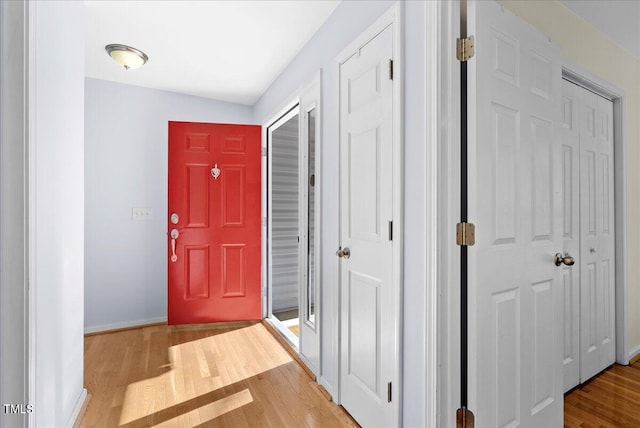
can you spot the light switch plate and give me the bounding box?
[132,207,152,220]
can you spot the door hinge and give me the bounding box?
[456,36,475,61]
[387,382,392,403]
[388,220,393,241]
[456,222,476,246]
[456,407,475,428]
[262,147,268,157]
[389,59,394,80]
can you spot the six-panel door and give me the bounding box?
[168,122,261,324]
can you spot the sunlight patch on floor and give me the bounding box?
[118,324,291,425]
[151,389,254,427]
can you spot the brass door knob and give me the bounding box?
[336,247,351,259]
[555,252,575,266]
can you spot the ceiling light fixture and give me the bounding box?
[105,44,148,70]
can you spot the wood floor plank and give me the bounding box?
[78,322,358,428]
[565,360,640,427]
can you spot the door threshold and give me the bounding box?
[261,319,315,381]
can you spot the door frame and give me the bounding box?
[334,3,404,424]
[261,97,299,321]
[263,101,300,340]
[437,1,631,426]
[260,73,324,374]
[562,61,629,365]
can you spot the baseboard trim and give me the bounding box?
[317,383,332,401]
[628,344,640,364]
[84,317,167,335]
[318,376,335,402]
[67,388,87,428]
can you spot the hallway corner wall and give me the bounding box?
[84,79,252,332]
[30,1,86,425]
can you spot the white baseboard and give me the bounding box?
[66,388,87,428]
[84,317,167,334]
[627,343,640,364]
[318,376,334,402]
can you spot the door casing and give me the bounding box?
[260,74,323,375]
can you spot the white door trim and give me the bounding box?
[438,1,462,427]
[424,1,445,427]
[334,3,403,424]
[298,72,322,377]
[264,102,300,325]
[1,2,30,426]
[562,61,629,365]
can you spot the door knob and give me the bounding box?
[554,252,575,266]
[336,247,351,259]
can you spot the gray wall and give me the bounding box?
[253,1,429,425]
[0,2,28,427]
[31,1,86,425]
[84,78,252,331]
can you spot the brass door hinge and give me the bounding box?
[456,36,475,61]
[389,59,394,80]
[456,222,475,246]
[456,407,475,428]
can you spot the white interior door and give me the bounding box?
[468,1,564,426]
[560,79,581,392]
[561,79,616,391]
[578,82,615,383]
[299,76,321,375]
[339,24,395,427]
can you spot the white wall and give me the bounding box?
[30,1,86,426]
[253,1,429,425]
[0,2,29,427]
[84,78,252,332]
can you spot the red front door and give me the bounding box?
[168,122,261,324]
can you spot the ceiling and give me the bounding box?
[85,1,638,106]
[84,1,340,105]
[560,0,640,58]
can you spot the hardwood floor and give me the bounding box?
[78,322,358,428]
[81,321,640,427]
[565,361,640,427]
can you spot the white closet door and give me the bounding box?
[578,83,616,383]
[560,79,581,392]
[561,79,615,390]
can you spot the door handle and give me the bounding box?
[336,247,351,259]
[170,229,179,262]
[554,252,575,266]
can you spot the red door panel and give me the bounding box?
[168,122,261,324]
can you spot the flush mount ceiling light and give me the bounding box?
[105,44,148,70]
